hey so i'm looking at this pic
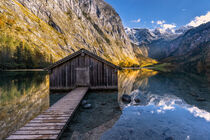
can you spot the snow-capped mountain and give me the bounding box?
[126,22,210,73]
[175,26,193,34]
[125,26,191,46]
[125,26,193,60]
[125,28,157,45]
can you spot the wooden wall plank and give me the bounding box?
[49,53,118,90]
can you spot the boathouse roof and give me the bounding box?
[47,48,121,70]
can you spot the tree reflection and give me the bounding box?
[0,72,49,139]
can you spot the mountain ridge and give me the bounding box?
[0,0,157,69]
[126,22,210,72]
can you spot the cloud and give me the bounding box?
[161,23,176,33]
[187,106,210,122]
[159,23,176,33]
[162,23,176,29]
[157,20,165,25]
[187,11,210,27]
[151,20,176,33]
[131,18,141,23]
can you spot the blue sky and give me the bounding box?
[104,0,210,29]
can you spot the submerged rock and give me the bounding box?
[81,100,88,106]
[144,129,157,136]
[134,98,141,103]
[101,102,106,105]
[122,94,131,103]
[196,97,206,102]
[83,103,92,109]
[165,137,174,140]
[190,92,199,97]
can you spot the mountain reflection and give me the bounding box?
[0,72,49,139]
[118,69,158,107]
[2,70,210,140]
[118,69,158,96]
[118,70,210,112]
[102,70,210,140]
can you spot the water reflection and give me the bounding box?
[102,70,210,140]
[3,70,209,140]
[118,69,158,108]
[61,91,121,140]
[0,72,49,139]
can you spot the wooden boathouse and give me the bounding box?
[48,48,120,91]
[7,49,121,140]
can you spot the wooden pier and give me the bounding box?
[7,87,89,140]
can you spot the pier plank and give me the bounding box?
[6,135,57,140]
[25,123,65,127]
[7,87,88,140]
[30,119,67,123]
[14,130,60,135]
[35,117,69,120]
[19,126,63,130]
[37,114,70,117]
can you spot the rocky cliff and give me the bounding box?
[0,0,156,69]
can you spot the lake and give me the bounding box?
[0,70,210,140]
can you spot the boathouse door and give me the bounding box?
[75,67,90,87]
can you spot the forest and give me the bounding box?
[0,34,53,69]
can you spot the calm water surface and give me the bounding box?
[1,70,210,140]
[0,71,49,139]
[103,70,210,140]
[62,69,210,140]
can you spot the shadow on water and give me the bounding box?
[0,71,49,139]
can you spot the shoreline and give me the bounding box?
[1,69,46,72]
[122,67,142,70]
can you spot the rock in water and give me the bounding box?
[122,94,131,103]
[134,98,141,103]
[190,92,199,97]
[196,97,206,102]
[81,100,87,106]
[101,102,106,105]
[83,103,92,109]
[165,137,174,140]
